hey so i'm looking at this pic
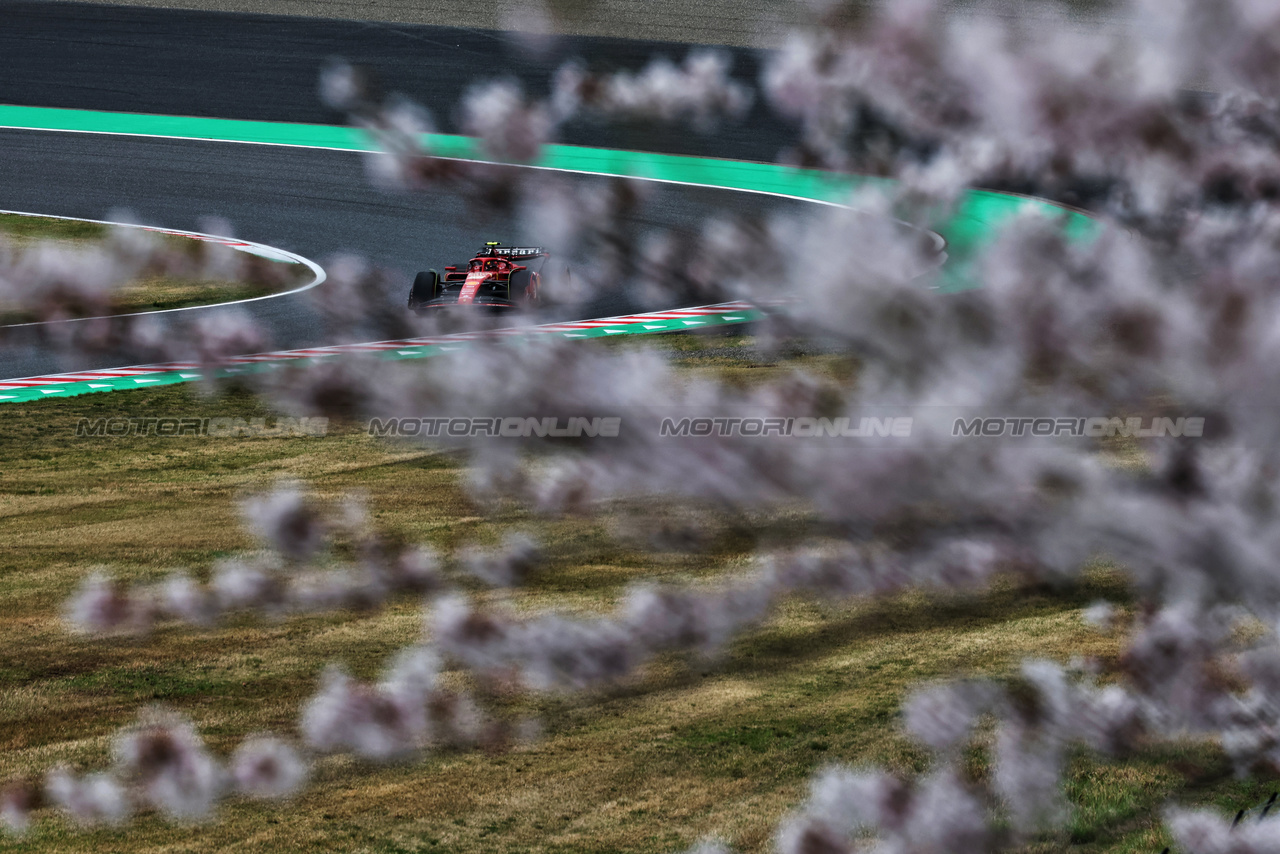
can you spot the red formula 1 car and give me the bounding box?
[407,242,550,312]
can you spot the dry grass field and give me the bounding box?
[0,336,1272,853]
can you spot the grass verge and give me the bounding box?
[0,337,1272,853]
[0,213,310,324]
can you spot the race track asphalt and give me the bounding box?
[0,2,816,379]
[0,0,791,160]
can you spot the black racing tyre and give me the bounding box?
[408,270,439,308]
[509,268,537,305]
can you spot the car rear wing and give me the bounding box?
[475,245,546,258]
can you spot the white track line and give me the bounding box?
[0,208,326,329]
[0,121,940,390]
[0,124,947,252]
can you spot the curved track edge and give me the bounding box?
[0,105,1099,403]
[0,105,1096,279]
[0,208,327,329]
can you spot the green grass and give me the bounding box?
[0,346,1272,853]
[0,213,309,323]
[0,213,106,241]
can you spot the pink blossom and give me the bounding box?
[299,667,427,760]
[63,571,153,636]
[241,485,326,562]
[462,80,554,162]
[903,681,999,751]
[554,51,752,130]
[0,780,39,835]
[44,768,130,827]
[230,737,308,800]
[458,532,542,588]
[112,710,225,820]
